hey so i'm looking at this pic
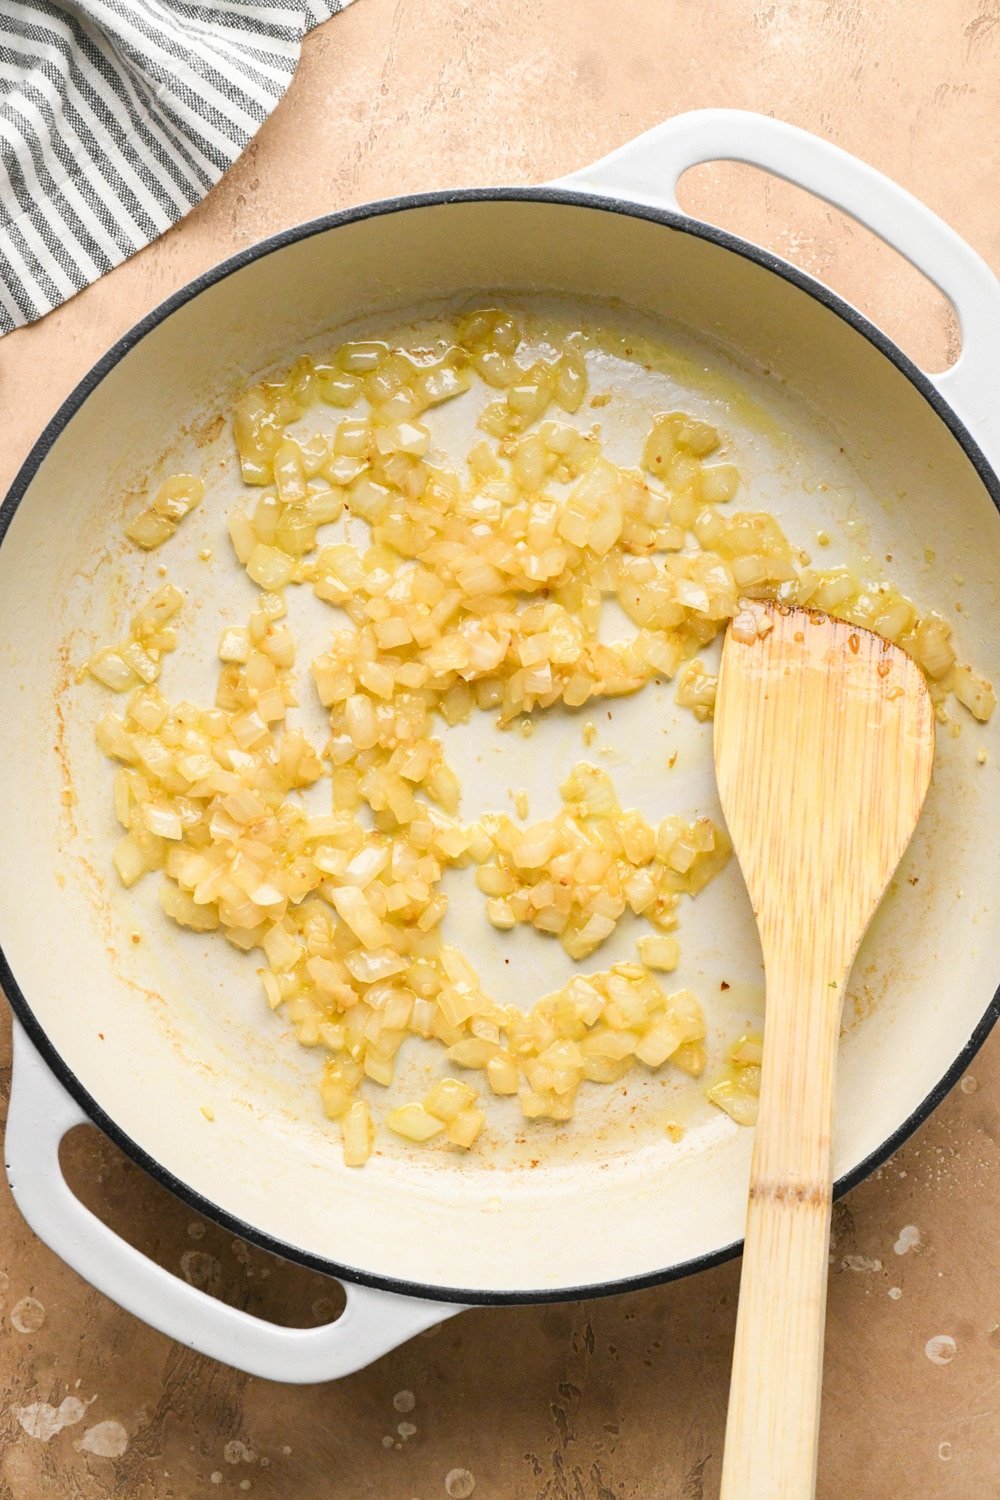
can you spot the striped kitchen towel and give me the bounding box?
[0,0,352,335]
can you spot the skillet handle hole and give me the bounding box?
[58,1124,347,1329]
[676,160,959,376]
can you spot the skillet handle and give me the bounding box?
[4,1022,461,1383]
[555,109,1000,471]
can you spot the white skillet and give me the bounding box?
[0,111,997,1381]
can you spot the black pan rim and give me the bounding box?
[2,184,998,1313]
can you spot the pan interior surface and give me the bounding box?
[0,197,997,1298]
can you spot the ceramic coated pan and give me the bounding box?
[1,111,998,1382]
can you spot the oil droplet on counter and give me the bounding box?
[180,1252,221,1293]
[312,1296,340,1323]
[77,1420,129,1457]
[842,1255,883,1274]
[15,1397,88,1441]
[888,1287,903,1301]
[224,1440,256,1465]
[445,1469,476,1498]
[961,1075,978,1095]
[894,1225,921,1256]
[10,1297,45,1334]
[925,1335,957,1367]
[939,1442,953,1461]
[393,1390,416,1413]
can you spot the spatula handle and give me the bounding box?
[719,975,842,1500]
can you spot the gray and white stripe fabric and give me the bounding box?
[0,0,350,335]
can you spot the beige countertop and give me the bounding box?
[1,1,999,1495]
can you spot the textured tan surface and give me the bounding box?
[1,1,999,1496]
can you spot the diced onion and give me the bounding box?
[92,308,990,1165]
[126,475,203,550]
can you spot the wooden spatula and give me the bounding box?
[714,600,934,1500]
